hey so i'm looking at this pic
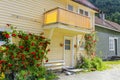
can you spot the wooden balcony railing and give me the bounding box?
[44,7,91,29]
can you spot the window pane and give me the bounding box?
[85,11,88,16]
[109,38,114,50]
[0,31,5,41]
[68,5,73,11]
[65,45,70,50]
[65,40,70,50]
[79,9,83,15]
[65,40,70,44]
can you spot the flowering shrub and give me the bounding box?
[0,24,51,79]
[84,32,97,58]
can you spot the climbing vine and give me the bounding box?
[84,32,97,58]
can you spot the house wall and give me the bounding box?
[44,27,86,66]
[95,26,120,59]
[0,0,66,34]
[0,0,96,67]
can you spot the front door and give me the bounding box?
[64,37,73,67]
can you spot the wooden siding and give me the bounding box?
[44,8,91,29]
[0,0,66,34]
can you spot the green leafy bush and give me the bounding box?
[0,24,58,80]
[76,57,106,71]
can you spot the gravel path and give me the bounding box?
[58,65,120,80]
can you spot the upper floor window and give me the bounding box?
[85,11,89,16]
[68,4,73,11]
[78,9,90,17]
[78,9,84,15]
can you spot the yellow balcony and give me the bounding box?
[44,7,91,29]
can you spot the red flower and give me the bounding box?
[6,46,9,50]
[22,62,24,64]
[40,36,45,39]
[18,35,22,38]
[19,46,24,49]
[39,42,43,46]
[0,60,6,64]
[11,55,14,59]
[31,52,36,55]
[34,56,36,59]
[8,64,12,67]
[93,40,96,43]
[31,42,35,46]
[36,64,40,67]
[5,34,10,38]
[12,33,16,37]
[6,24,11,26]
[41,52,44,54]
[25,48,29,51]
[21,54,25,57]
[25,36,29,40]
[47,49,50,52]
[46,60,48,63]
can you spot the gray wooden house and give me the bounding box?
[95,15,120,60]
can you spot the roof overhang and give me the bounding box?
[95,23,120,32]
[72,0,99,12]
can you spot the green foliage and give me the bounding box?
[15,66,57,80]
[76,57,107,71]
[89,0,120,24]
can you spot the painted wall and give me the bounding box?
[0,0,96,67]
[0,0,66,34]
[95,26,120,59]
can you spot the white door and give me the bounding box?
[64,37,73,67]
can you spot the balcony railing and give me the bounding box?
[44,7,91,29]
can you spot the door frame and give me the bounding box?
[114,37,118,56]
[64,36,74,68]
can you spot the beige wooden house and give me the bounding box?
[0,0,98,69]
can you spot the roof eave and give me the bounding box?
[95,23,120,32]
[72,0,99,12]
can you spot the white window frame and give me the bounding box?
[78,9,90,17]
[109,37,114,51]
[0,27,12,46]
[78,39,85,50]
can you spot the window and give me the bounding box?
[65,40,70,50]
[85,11,89,16]
[0,27,12,46]
[78,9,90,17]
[0,31,5,41]
[68,5,73,11]
[109,37,114,51]
[0,31,6,45]
[78,9,84,15]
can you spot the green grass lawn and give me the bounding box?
[103,60,120,69]
[104,60,120,65]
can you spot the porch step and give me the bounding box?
[62,68,83,73]
[44,60,65,70]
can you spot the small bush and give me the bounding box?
[76,57,107,71]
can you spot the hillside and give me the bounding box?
[89,0,120,24]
